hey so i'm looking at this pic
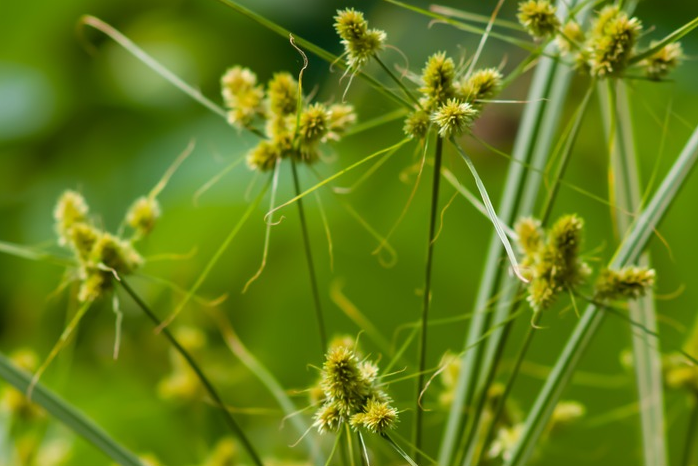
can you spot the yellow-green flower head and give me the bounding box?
[247,140,281,172]
[641,41,683,80]
[556,20,585,55]
[54,190,89,246]
[593,266,655,301]
[527,276,557,312]
[67,222,100,261]
[203,437,237,466]
[313,402,343,433]
[517,0,560,40]
[89,232,143,276]
[403,109,431,139]
[299,102,331,149]
[515,217,544,258]
[221,66,265,128]
[459,68,503,105]
[320,345,371,417]
[431,98,478,139]
[267,72,298,117]
[420,52,457,109]
[126,196,161,237]
[350,398,398,433]
[587,6,642,77]
[327,103,357,141]
[547,214,590,286]
[662,353,698,392]
[334,8,386,71]
[550,400,585,430]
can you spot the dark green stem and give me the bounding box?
[290,158,327,353]
[682,392,698,466]
[374,55,421,108]
[414,135,444,459]
[118,278,264,466]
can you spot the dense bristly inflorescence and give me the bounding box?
[221,67,356,171]
[519,1,684,79]
[334,8,386,73]
[54,191,156,302]
[313,342,397,435]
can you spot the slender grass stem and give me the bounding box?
[290,158,327,353]
[414,135,443,460]
[682,393,698,466]
[374,55,421,108]
[383,433,419,466]
[118,278,264,466]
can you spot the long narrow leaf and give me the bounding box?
[0,352,145,466]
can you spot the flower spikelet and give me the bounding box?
[431,98,478,139]
[403,110,431,139]
[420,52,456,110]
[556,20,585,55]
[126,196,161,237]
[246,140,280,172]
[54,190,89,246]
[334,8,386,71]
[267,72,298,117]
[221,66,265,128]
[350,398,398,433]
[593,266,655,301]
[586,6,642,77]
[517,0,560,39]
[458,68,503,106]
[641,41,683,80]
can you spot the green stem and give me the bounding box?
[374,55,421,108]
[383,433,419,466]
[476,310,541,465]
[118,279,264,466]
[414,135,444,459]
[290,158,327,353]
[682,392,698,466]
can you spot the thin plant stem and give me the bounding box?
[682,392,698,466]
[374,55,421,108]
[414,135,444,459]
[476,310,542,465]
[118,278,264,466]
[290,158,327,353]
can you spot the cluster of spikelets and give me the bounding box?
[221,66,356,171]
[313,339,398,435]
[404,52,503,140]
[54,190,159,302]
[334,8,386,72]
[517,1,683,79]
[515,215,655,313]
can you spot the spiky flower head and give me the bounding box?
[458,68,503,106]
[431,98,478,139]
[246,140,280,172]
[420,52,457,109]
[126,196,161,238]
[641,41,683,80]
[403,109,431,139]
[556,20,585,55]
[515,217,544,257]
[320,346,371,417]
[586,6,642,77]
[517,0,560,40]
[593,266,655,301]
[327,103,357,141]
[544,214,590,288]
[350,398,398,433]
[221,66,265,128]
[334,8,386,71]
[54,190,89,246]
[267,72,298,117]
[66,222,100,261]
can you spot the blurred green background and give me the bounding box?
[1,0,698,465]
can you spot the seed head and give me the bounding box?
[515,217,544,258]
[350,398,398,433]
[126,196,161,237]
[66,222,100,261]
[593,266,655,301]
[403,110,431,139]
[517,0,560,40]
[431,98,478,139]
[89,232,143,276]
[313,402,343,433]
[556,20,585,55]
[334,9,386,71]
[641,41,683,80]
[320,346,371,417]
[420,52,456,109]
[267,72,298,116]
[246,140,280,172]
[327,103,357,141]
[54,190,89,246]
[586,6,642,77]
[221,66,265,128]
[458,68,503,105]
